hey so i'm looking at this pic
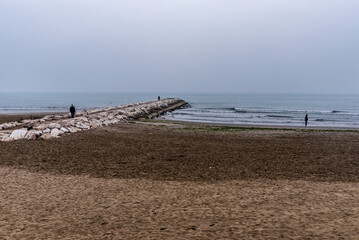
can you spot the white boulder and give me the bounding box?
[43,128,51,133]
[60,127,69,133]
[0,133,10,141]
[67,127,79,133]
[103,119,119,126]
[40,133,53,140]
[10,128,28,140]
[48,123,62,129]
[75,123,91,129]
[115,115,124,121]
[76,117,89,122]
[21,119,33,124]
[50,129,64,137]
[34,124,49,130]
[25,130,43,140]
[89,121,101,129]
[41,116,53,121]
[2,136,14,142]
[1,122,16,129]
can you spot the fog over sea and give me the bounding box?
[1,93,359,128]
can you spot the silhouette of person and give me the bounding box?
[70,104,76,118]
[305,114,308,127]
[158,96,160,101]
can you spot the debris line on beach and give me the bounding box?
[0,98,187,141]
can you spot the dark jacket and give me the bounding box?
[70,106,76,113]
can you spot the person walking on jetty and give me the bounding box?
[305,114,308,127]
[70,104,76,118]
[158,96,160,101]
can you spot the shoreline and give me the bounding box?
[154,118,359,131]
[1,111,359,131]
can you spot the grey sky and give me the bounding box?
[1,0,359,93]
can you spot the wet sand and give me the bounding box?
[1,119,359,239]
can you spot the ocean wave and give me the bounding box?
[266,115,293,119]
[188,106,359,117]
[315,119,337,122]
[234,108,331,114]
[231,108,359,115]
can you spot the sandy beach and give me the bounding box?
[1,116,359,239]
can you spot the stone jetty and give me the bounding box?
[0,98,187,142]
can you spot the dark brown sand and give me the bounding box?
[1,119,359,239]
[0,112,64,125]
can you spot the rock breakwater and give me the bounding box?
[0,98,187,141]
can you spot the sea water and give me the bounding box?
[162,93,359,128]
[0,92,157,113]
[1,92,359,128]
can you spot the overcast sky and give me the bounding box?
[1,0,359,93]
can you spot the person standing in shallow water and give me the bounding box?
[70,104,76,118]
[305,114,308,127]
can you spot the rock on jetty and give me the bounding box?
[0,98,187,142]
